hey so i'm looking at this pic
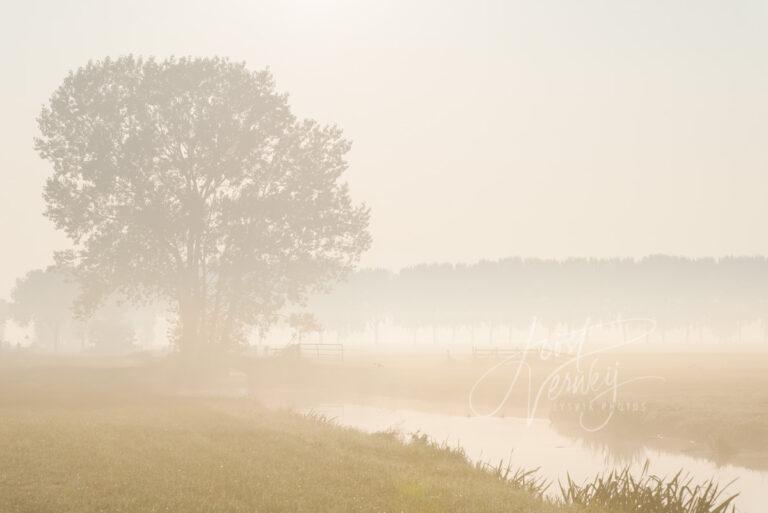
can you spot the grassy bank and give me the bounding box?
[550,353,768,469]
[0,358,564,513]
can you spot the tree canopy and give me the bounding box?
[11,267,80,351]
[0,299,9,345]
[35,56,370,352]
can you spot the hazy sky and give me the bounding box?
[2,0,768,296]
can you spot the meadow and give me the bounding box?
[0,357,557,513]
[0,353,745,513]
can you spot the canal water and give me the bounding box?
[306,403,768,513]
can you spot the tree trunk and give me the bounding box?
[763,318,768,344]
[179,295,204,355]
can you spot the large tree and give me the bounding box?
[36,56,371,353]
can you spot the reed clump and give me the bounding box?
[558,461,738,513]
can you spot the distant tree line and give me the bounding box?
[6,256,768,351]
[2,266,159,353]
[309,256,768,345]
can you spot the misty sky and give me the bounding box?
[2,0,768,296]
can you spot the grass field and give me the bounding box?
[0,357,566,513]
[0,353,748,512]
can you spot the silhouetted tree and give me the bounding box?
[36,56,370,354]
[310,269,393,343]
[10,267,80,351]
[287,312,323,343]
[0,299,9,346]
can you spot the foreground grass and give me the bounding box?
[0,355,740,513]
[0,358,565,513]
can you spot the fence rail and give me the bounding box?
[270,343,344,361]
[471,346,573,361]
[471,346,525,360]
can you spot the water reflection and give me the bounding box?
[551,419,650,467]
[306,403,768,513]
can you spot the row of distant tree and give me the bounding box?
[4,256,768,352]
[0,267,158,352]
[309,256,768,345]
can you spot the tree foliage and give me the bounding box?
[11,267,80,351]
[36,56,371,352]
[287,312,322,343]
[0,299,9,344]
